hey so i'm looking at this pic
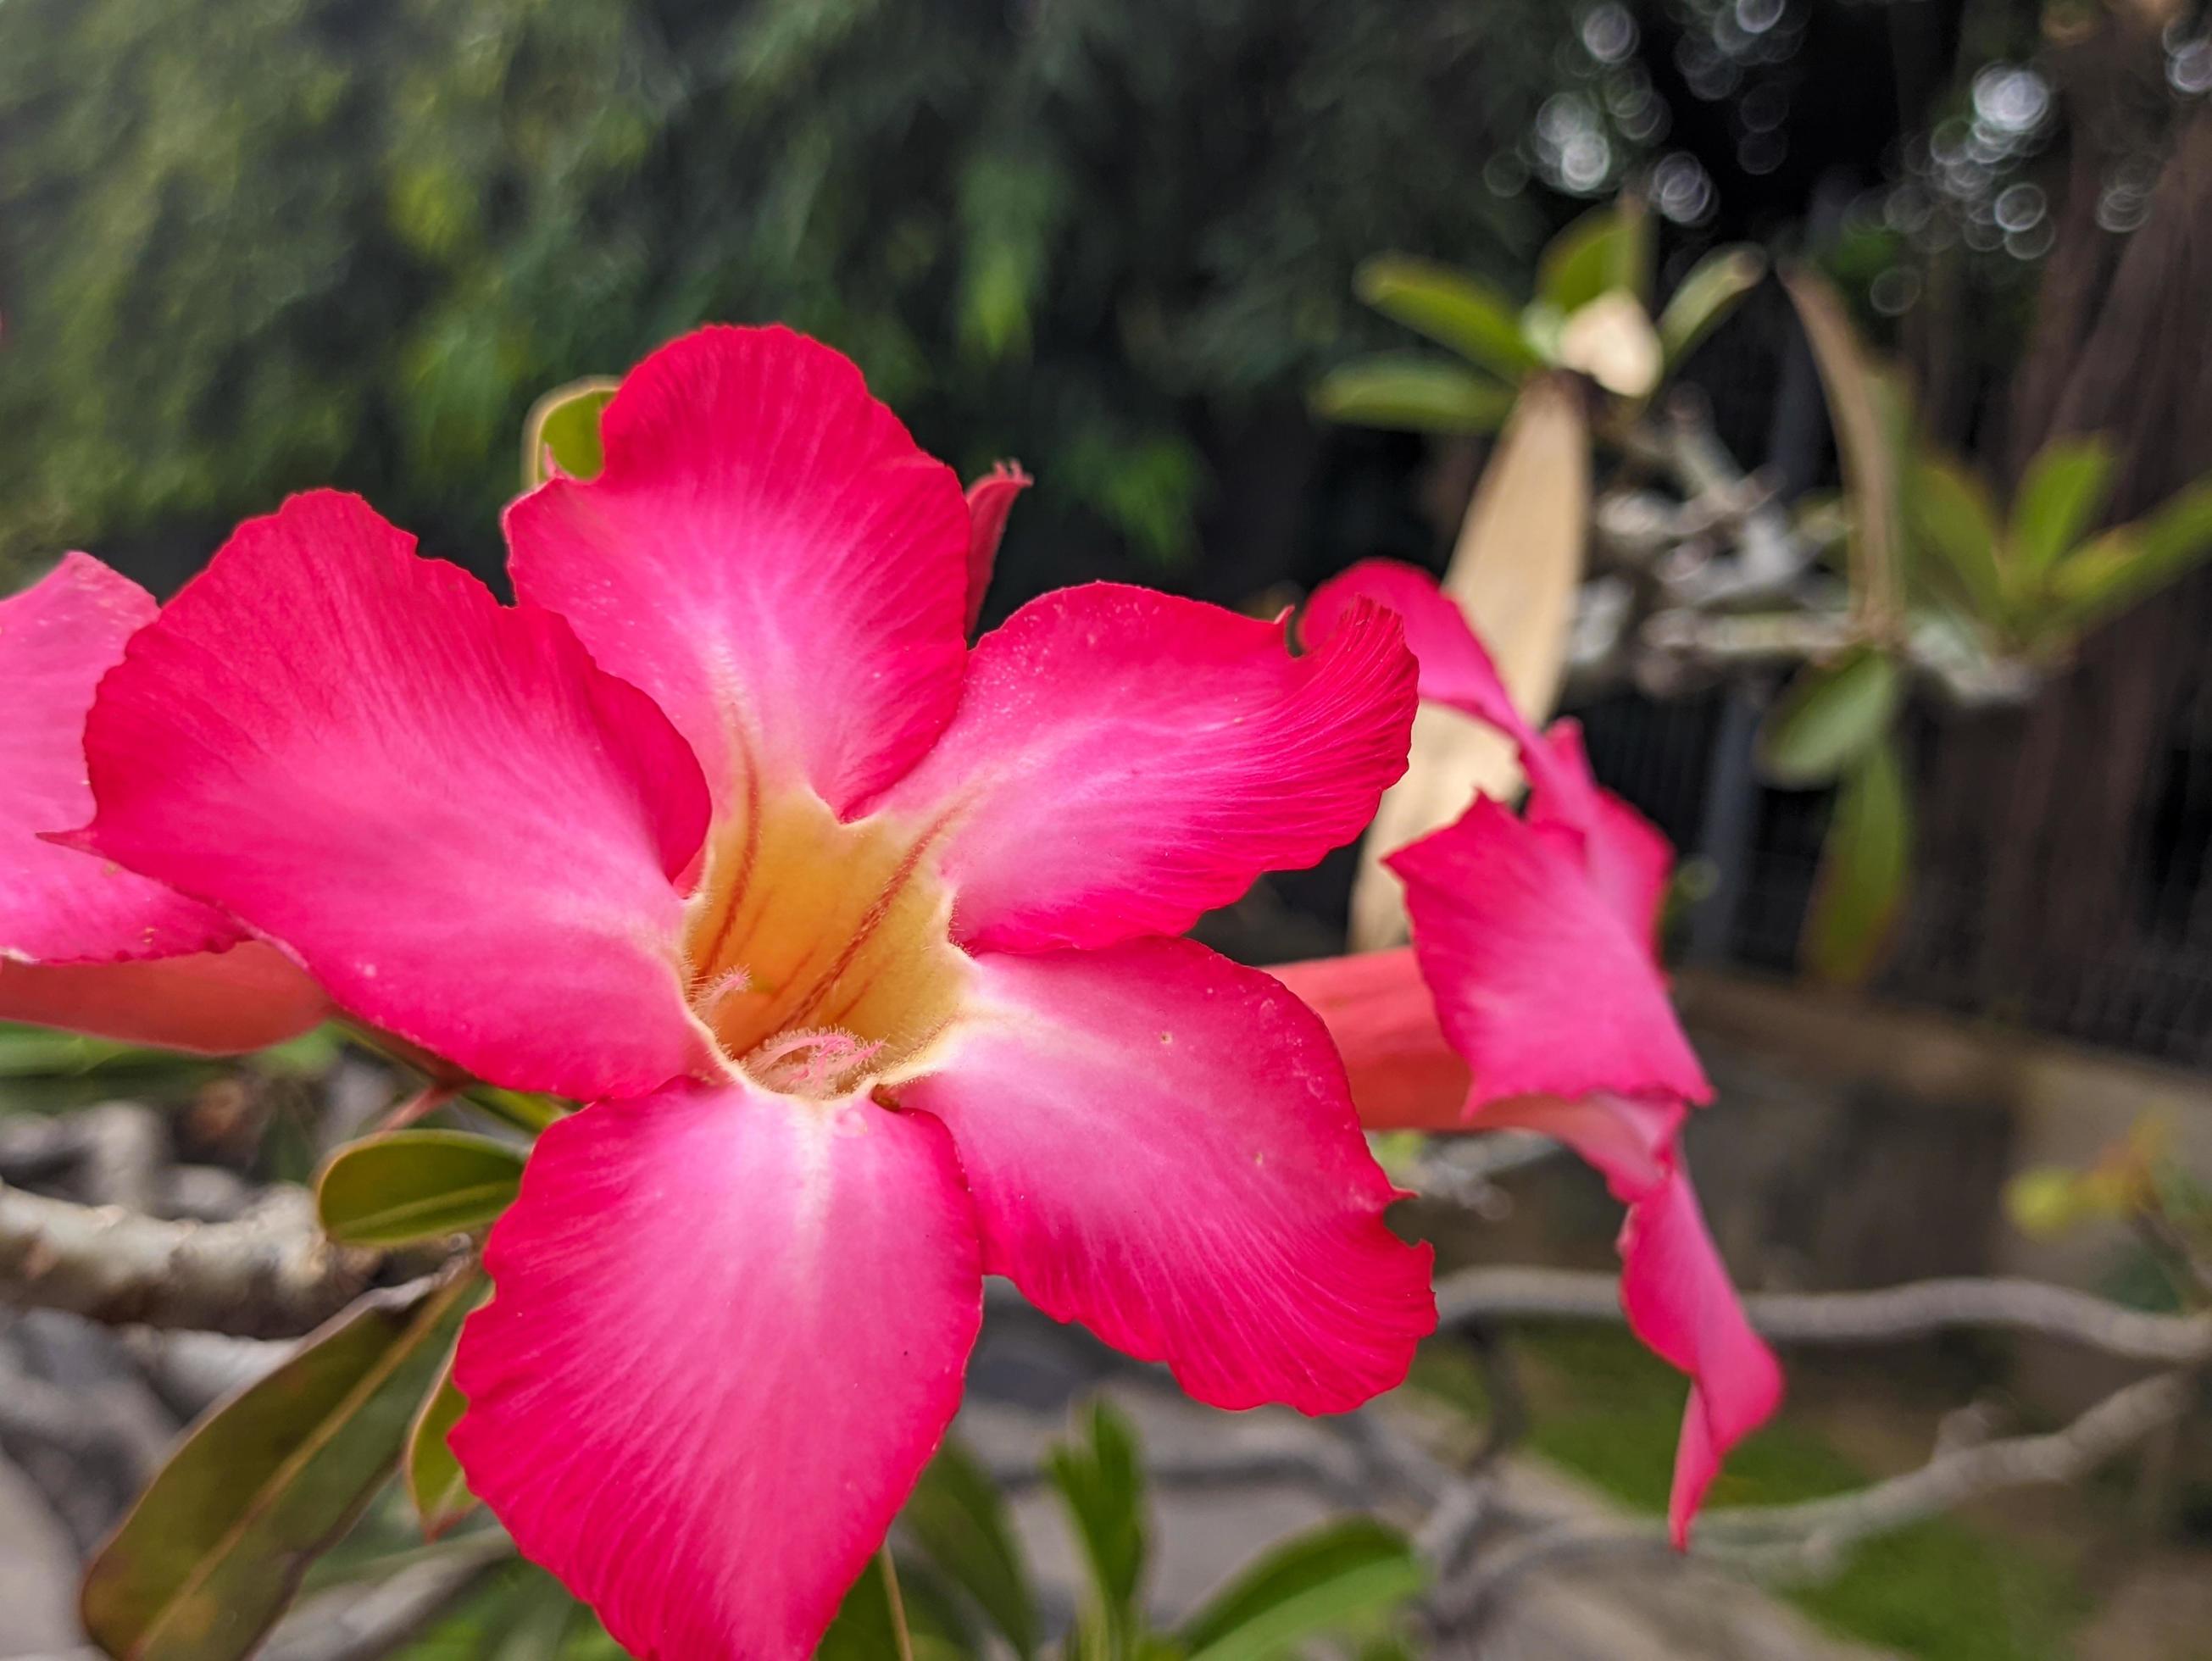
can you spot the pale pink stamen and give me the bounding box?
[746,1025,885,1097]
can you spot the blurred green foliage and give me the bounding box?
[0,0,1577,587]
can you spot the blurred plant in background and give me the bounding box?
[0,0,1586,590]
[1318,188,2212,985]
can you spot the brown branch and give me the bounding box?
[0,1180,387,1338]
[1439,1370,2197,1627]
[1698,1371,2197,1566]
[1435,1265,2212,1364]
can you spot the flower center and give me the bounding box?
[680,788,965,1098]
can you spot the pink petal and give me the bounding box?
[905,936,1434,1413]
[0,943,326,1054]
[507,325,973,816]
[1472,1089,1683,1198]
[75,492,714,1101]
[1617,1170,1783,1545]
[878,586,1418,953]
[1521,722,1674,947]
[452,1079,981,1660]
[1,554,242,964]
[1388,798,1710,1108]
[1303,558,1535,745]
[962,461,1031,633]
[1269,948,1472,1131]
[1304,562,1676,945]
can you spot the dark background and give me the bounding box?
[5,0,2210,1063]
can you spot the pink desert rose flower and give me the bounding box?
[68,327,1437,1659]
[0,555,325,1053]
[1276,558,1783,1547]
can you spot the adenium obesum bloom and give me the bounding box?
[68,327,1437,1658]
[1275,558,1783,1547]
[0,556,326,1052]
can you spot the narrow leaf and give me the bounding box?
[1805,736,1912,986]
[1758,649,1903,788]
[902,1439,1038,1658]
[1909,458,2006,621]
[2011,435,2115,575]
[1538,203,1644,315]
[1309,353,1514,434]
[520,378,618,491]
[81,1272,481,1661]
[1352,256,1543,382]
[464,1086,569,1134]
[315,1130,525,1247]
[1048,1400,1148,1646]
[2050,480,2212,631]
[404,1345,475,1540]
[1783,267,1903,626]
[1181,1518,1423,1661]
[1658,246,1765,367]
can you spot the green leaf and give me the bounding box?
[1783,268,1904,625]
[315,1130,526,1247]
[2010,435,2115,575]
[489,1573,580,1661]
[1908,458,2005,621]
[1804,736,1911,986]
[463,1086,569,1135]
[404,1345,475,1540]
[1756,648,1903,788]
[883,1559,988,1660]
[1657,246,1765,367]
[903,1439,1038,1658]
[1048,1399,1148,1653]
[520,378,618,491]
[1181,1518,1423,1661]
[820,1552,968,1661]
[81,1273,481,1661]
[1537,203,1647,315]
[819,1553,906,1661]
[2050,480,2212,631]
[1351,256,1542,382]
[1309,353,1514,434]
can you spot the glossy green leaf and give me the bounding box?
[1909,458,2005,621]
[1048,1399,1148,1655]
[1657,245,1765,367]
[2051,481,2212,631]
[1756,648,1903,788]
[1783,268,1903,625]
[316,1130,525,1247]
[1805,736,1912,986]
[2011,435,2115,575]
[404,1345,475,1540]
[903,1439,1038,1658]
[520,377,618,491]
[1537,202,1646,315]
[1352,256,1543,381]
[81,1273,481,1661]
[1181,1518,1423,1661]
[1309,353,1514,434]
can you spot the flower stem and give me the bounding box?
[879,1546,916,1661]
